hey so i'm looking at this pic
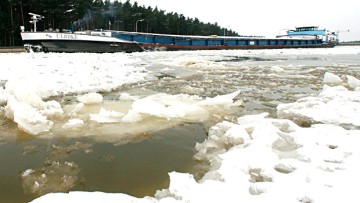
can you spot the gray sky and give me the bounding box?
[127,0,360,41]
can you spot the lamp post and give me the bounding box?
[136,19,144,32]
[223,25,230,36]
[9,0,14,46]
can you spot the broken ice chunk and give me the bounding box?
[77,93,103,105]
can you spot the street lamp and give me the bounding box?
[136,19,144,32]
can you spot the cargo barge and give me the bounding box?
[113,26,336,51]
[21,13,337,53]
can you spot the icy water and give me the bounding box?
[0,121,206,202]
[0,46,360,202]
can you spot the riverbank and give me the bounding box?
[0,46,25,53]
[338,42,360,46]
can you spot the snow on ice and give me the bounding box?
[0,53,147,135]
[278,77,360,129]
[4,88,240,136]
[30,72,360,202]
[0,53,148,106]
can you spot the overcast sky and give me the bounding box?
[126,0,360,41]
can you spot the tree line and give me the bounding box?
[0,0,238,47]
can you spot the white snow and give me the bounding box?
[277,83,360,129]
[1,48,360,203]
[29,192,156,203]
[0,53,148,101]
[0,53,147,136]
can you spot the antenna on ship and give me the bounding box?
[29,13,44,32]
[335,29,350,44]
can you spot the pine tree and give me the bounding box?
[0,0,238,46]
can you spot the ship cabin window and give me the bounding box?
[295,27,317,32]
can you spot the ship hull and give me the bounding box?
[113,31,335,51]
[140,43,335,51]
[39,40,143,53]
[21,32,144,53]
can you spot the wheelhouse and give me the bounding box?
[287,26,326,36]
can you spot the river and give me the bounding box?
[0,46,359,202]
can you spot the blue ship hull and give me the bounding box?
[112,31,335,51]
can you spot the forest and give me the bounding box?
[0,0,238,47]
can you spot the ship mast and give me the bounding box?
[28,13,44,32]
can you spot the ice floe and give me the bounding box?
[347,75,360,89]
[3,86,240,137]
[277,82,360,129]
[4,95,62,135]
[30,73,360,203]
[77,92,103,105]
[323,72,343,85]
